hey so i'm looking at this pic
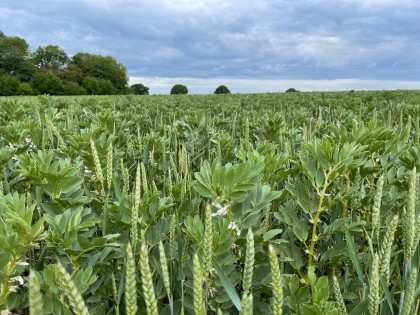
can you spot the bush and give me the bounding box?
[170,84,188,95]
[131,83,149,95]
[32,71,64,95]
[82,76,116,95]
[0,74,20,95]
[62,81,86,95]
[214,85,230,94]
[285,88,299,93]
[16,83,33,95]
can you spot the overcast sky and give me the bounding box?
[1,0,420,94]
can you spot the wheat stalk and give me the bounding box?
[106,142,113,190]
[378,214,399,283]
[243,228,255,295]
[202,204,213,279]
[402,167,416,261]
[401,267,417,315]
[269,244,283,315]
[29,270,43,315]
[159,241,172,300]
[141,162,149,195]
[193,253,204,315]
[368,253,380,315]
[139,237,158,315]
[131,164,140,250]
[169,214,177,260]
[240,293,253,315]
[125,243,138,315]
[56,262,89,315]
[111,274,120,315]
[332,273,347,315]
[372,174,384,242]
[90,139,104,191]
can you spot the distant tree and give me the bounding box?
[82,76,116,95]
[16,60,37,82]
[170,84,188,95]
[72,53,128,93]
[58,64,84,84]
[32,45,69,71]
[62,81,86,95]
[0,74,20,95]
[0,32,29,74]
[32,71,64,95]
[131,83,149,95]
[16,83,33,95]
[214,85,230,94]
[285,88,299,93]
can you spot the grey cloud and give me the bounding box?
[1,0,419,85]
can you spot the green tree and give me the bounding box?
[214,85,230,94]
[0,31,29,74]
[131,83,149,95]
[16,83,33,95]
[58,64,84,84]
[82,76,116,95]
[62,81,86,95]
[32,45,69,71]
[32,71,64,95]
[285,88,299,93]
[16,60,37,82]
[0,74,20,95]
[170,84,188,95]
[72,53,127,93]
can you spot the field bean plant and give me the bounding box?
[0,90,419,314]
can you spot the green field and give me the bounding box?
[0,90,419,314]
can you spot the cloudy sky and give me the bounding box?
[1,0,420,93]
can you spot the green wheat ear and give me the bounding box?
[401,267,417,315]
[139,237,158,315]
[159,241,172,301]
[371,173,384,242]
[29,270,43,315]
[243,228,255,295]
[368,253,380,315]
[240,293,253,315]
[332,273,347,315]
[193,253,205,315]
[269,244,283,315]
[56,262,89,315]
[202,204,213,279]
[125,243,138,315]
[378,214,399,283]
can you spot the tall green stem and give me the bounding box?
[307,172,330,270]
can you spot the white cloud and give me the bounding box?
[130,76,420,94]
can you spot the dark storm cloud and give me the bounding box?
[1,0,419,92]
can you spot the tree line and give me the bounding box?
[0,31,232,96]
[0,30,130,96]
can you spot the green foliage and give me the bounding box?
[32,70,64,95]
[83,76,116,95]
[131,83,149,95]
[214,85,230,94]
[32,45,69,71]
[0,30,128,95]
[285,88,299,92]
[16,82,33,95]
[170,84,188,94]
[72,52,128,92]
[0,32,29,73]
[0,90,418,314]
[0,74,20,96]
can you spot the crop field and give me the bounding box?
[0,90,419,314]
